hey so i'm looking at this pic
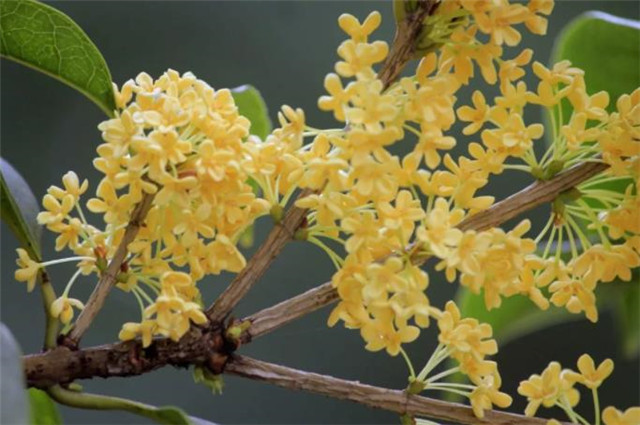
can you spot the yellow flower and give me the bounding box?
[517,362,579,417]
[377,190,425,237]
[50,296,84,324]
[14,248,40,292]
[318,73,354,121]
[119,320,157,347]
[53,218,85,251]
[338,11,381,43]
[417,198,464,258]
[457,91,489,135]
[564,354,614,389]
[360,308,420,356]
[37,193,74,229]
[482,114,544,157]
[475,2,529,46]
[469,373,513,418]
[47,171,89,202]
[602,406,640,425]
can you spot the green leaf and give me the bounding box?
[611,274,640,358]
[545,12,640,148]
[455,288,580,347]
[231,85,272,140]
[1,323,28,425]
[1,158,42,261]
[28,389,62,425]
[0,0,116,116]
[552,12,640,113]
[231,85,271,248]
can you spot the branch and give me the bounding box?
[378,0,439,89]
[24,326,224,389]
[226,355,570,425]
[206,1,440,323]
[206,189,313,322]
[242,160,609,341]
[68,193,155,344]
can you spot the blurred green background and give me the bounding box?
[1,1,639,424]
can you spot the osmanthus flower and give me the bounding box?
[518,355,629,423]
[417,198,465,258]
[517,361,580,417]
[563,354,614,390]
[602,407,640,425]
[457,91,490,135]
[50,296,85,325]
[469,373,513,419]
[119,320,157,348]
[14,248,40,292]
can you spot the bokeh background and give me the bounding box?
[2,1,639,424]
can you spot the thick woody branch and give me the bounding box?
[242,160,609,341]
[68,193,155,344]
[22,159,607,422]
[24,326,225,389]
[226,355,570,425]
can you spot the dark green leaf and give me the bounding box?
[1,323,28,425]
[1,158,42,261]
[455,288,581,346]
[610,275,640,359]
[28,389,62,425]
[231,85,270,248]
[552,12,640,114]
[231,85,272,140]
[0,0,116,116]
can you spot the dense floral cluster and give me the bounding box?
[13,0,639,420]
[520,355,639,425]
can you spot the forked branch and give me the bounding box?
[68,193,155,344]
[242,160,609,342]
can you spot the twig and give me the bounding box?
[68,193,155,344]
[39,269,58,350]
[242,160,609,342]
[206,188,313,323]
[378,0,439,89]
[226,355,571,425]
[206,0,440,324]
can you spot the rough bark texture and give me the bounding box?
[25,325,227,389]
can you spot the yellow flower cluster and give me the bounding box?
[11,1,639,419]
[320,0,560,361]
[435,302,512,417]
[518,354,637,425]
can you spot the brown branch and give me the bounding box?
[68,193,155,344]
[457,161,608,232]
[242,160,609,342]
[24,326,225,389]
[22,161,607,422]
[378,0,439,89]
[226,355,570,425]
[206,1,440,323]
[206,189,313,323]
